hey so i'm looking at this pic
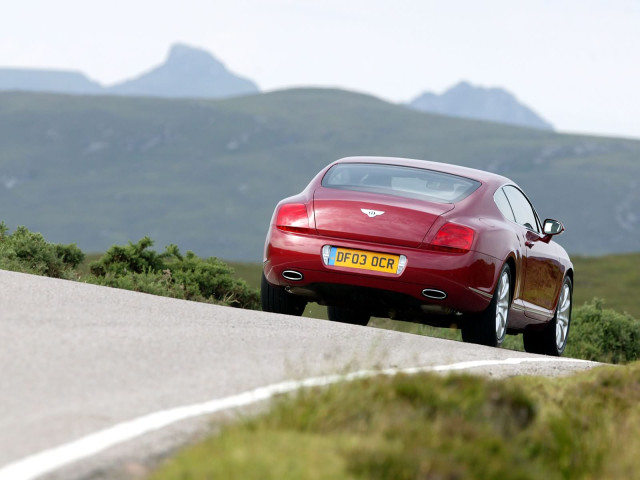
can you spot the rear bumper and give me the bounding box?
[263,228,501,315]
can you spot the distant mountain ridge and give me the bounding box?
[0,44,259,99]
[409,81,553,131]
[0,68,103,94]
[1,47,552,130]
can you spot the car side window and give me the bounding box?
[493,188,516,222]
[503,186,540,233]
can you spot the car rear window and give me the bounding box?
[321,163,481,203]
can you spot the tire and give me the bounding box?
[327,306,370,326]
[523,276,572,356]
[261,273,307,316]
[462,263,511,347]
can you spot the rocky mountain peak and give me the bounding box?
[108,43,259,99]
[163,43,226,73]
[409,81,553,131]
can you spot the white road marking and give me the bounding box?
[0,356,595,480]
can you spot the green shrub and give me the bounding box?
[86,269,188,299]
[87,237,259,309]
[565,299,640,364]
[88,236,167,277]
[0,222,84,279]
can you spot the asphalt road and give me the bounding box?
[0,269,599,479]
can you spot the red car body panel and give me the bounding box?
[263,156,573,332]
[313,187,452,248]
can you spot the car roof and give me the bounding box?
[332,156,513,189]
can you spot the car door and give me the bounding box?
[502,186,564,320]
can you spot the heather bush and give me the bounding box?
[0,222,84,279]
[565,298,640,364]
[87,237,259,309]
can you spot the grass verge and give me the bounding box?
[148,362,640,480]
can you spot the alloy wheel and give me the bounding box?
[555,282,571,351]
[495,269,510,341]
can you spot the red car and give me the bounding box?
[262,156,573,356]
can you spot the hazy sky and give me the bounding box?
[2,0,639,139]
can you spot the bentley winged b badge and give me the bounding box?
[361,208,385,218]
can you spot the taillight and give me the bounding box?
[428,223,474,253]
[276,204,312,234]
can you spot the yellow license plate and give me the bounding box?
[327,247,401,274]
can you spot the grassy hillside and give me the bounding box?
[1,89,639,260]
[572,253,640,317]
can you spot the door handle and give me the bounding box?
[525,241,534,248]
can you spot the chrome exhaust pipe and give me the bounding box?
[422,288,447,300]
[282,270,304,281]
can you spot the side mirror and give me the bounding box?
[543,219,564,236]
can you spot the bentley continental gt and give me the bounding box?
[261,156,573,355]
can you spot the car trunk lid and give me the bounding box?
[313,187,454,248]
